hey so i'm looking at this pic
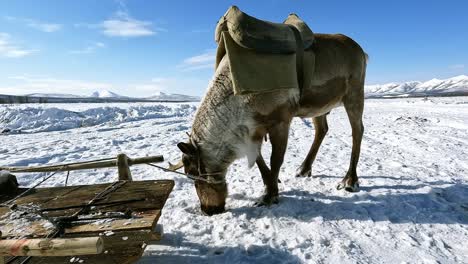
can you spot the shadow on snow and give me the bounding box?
[229,176,468,225]
[138,232,301,264]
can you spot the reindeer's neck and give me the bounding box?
[191,61,254,170]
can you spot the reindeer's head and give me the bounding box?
[173,139,227,215]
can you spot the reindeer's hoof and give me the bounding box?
[337,181,360,192]
[296,169,311,177]
[254,195,279,207]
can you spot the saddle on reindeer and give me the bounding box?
[215,6,316,95]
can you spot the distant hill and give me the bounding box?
[0,90,200,104]
[2,75,467,104]
[365,75,468,98]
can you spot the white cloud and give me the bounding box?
[4,16,62,32]
[70,42,106,54]
[100,11,157,37]
[28,22,62,33]
[1,75,113,95]
[178,49,216,71]
[449,64,465,70]
[0,33,36,58]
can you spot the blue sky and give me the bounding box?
[0,0,467,97]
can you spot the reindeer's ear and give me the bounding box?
[177,142,197,156]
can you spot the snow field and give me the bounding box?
[0,97,467,263]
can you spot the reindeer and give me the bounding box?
[171,9,367,215]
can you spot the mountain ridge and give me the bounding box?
[365,75,468,98]
[1,75,467,104]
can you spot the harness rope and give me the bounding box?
[145,163,226,185]
[148,133,227,185]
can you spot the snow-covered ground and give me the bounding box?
[1,97,467,263]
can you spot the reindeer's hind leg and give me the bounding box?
[296,114,329,177]
[338,81,365,192]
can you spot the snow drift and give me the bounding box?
[0,104,197,133]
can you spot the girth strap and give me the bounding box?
[288,25,304,96]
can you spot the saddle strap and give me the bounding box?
[288,25,304,96]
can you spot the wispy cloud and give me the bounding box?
[76,11,163,38]
[1,75,112,95]
[4,16,62,32]
[74,0,164,38]
[449,64,465,70]
[178,49,216,71]
[28,22,62,33]
[69,42,106,54]
[0,33,37,58]
[130,77,207,96]
[100,11,159,37]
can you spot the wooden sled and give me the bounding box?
[0,155,174,264]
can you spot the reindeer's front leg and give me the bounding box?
[256,153,271,185]
[256,153,282,185]
[256,122,290,206]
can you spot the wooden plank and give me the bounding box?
[1,209,160,239]
[0,237,103,256]
[40,180,173,211]
[64,210,161,235]
[15,185,99,208]
[1,181,173,239]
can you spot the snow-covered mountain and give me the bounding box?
[145,91,200,102]
[90,90,127,98]
[365,75,468,98]
[3,75,466,104]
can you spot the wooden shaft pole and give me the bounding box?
[0,237,104,257]
[0,155,164,173]
[117,154,132,181]
[128,156,165,166]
